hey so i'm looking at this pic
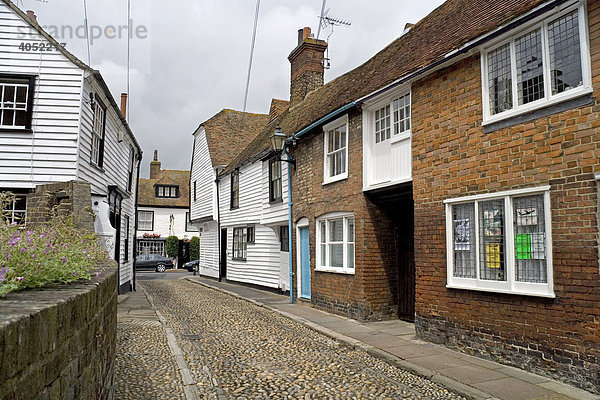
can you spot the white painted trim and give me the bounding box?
[322,115,349,185]
[363,177,413,192]
[481,1,591,125]
[444,186,550,204]
[296,217,309,299]
[315,212,355,275]
[445,187,554,298]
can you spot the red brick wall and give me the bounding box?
[412,1,600,392]
[290,108,399,320]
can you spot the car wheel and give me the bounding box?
[156,264,166,273]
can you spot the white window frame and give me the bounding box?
[444,186,554,298]
[3,193,27,225]
[137,240,165,256]
[138,210,153,231]
[232,227,247,260]
[91,99,106,167]
[481,0,592,125]
[0,81,29,129]
[322,115,349,185]
[315,212,355,274]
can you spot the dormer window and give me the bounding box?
[155,185,178,198]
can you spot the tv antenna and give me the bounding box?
[316,6,351,70]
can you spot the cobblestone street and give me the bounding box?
[116,279,465,399]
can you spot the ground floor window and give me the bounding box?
[445,187,553,297]
[233,227,247,260]
[315,213,354,274]
[137,240,165,256]
[1,193,27,225]
[280,225,289,252]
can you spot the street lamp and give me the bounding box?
[269,126,296,169]
[269,126,295,304]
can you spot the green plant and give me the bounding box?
[0,193,108,297]
[166,236,179,258]
[189,236,199,260]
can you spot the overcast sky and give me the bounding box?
[18,0,445,177]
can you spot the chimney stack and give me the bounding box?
[26,10,37,22]
[288,26,327,106]
[150,150,161,179]
[120,93,127,118]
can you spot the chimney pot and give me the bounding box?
[26,10,37,22]
[153,150,158,161]
[120,93,127,119]
[302,27,311,41]
[150,150,161,179]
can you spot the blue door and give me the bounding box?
[300,227,311,299]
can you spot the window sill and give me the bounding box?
[230,206,239,210]
[232,258,246,262]
[90,162,105,173]
[269,198,283,204]
[446,283,555,298]
[482,88,593,132]
[390,131,411,144]
[322,174,348,186]
[0,127,32,133]
[315,267,355,275]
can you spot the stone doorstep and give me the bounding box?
[184,276,599,400]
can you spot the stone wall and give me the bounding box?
[0,264,118,400]
[26,180,95,232]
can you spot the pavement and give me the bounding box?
[182,276,600,400]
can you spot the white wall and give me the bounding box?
[190,126,216,222]
[197,220,218,278]
[136,206,196,240]
[260,159,289,226]
[0,2,82,188]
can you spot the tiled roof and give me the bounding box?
[222,0,550,175]
[138,169,191,208]
[199,109,269,168]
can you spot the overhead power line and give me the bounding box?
[243,0,260,113]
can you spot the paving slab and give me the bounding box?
[438,364,508,384]
[473,377,554,400]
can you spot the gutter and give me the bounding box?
[132,152,142,291]
[355,0,570,105]
[286,102,357,144]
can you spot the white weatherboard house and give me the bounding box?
[136,150,197,266]
[0,1,142,293]
[191,105,292,291]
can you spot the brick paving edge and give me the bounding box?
[184,277,498,400]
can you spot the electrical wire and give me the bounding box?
[242,0,260,113]
[127,0,131,120]
[83,0,91,65]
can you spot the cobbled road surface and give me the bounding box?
[119,279,466,400]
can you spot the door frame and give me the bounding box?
[296,218,310,300]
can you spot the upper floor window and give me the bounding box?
[193,180,197,202]
[374,93,410,143]
[323,116,348,184]
[0,74,35,130]
[269,158,282,202]
[482,3,591,123]
[91,97,106,167]
[316,213,355,274]
[156,185,178,198]
[445,187,554,298]
[138,210,154,231]
[127,146,135,192]
[230,169,239,209]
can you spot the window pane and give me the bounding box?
[347,218,354,242]
[329,243,343,268]
[452,203,476,278]
[14,110,27,127]
[488,43,513,114]
[3,85,15,104]
[15,86,27,104]
[548,10,582,95]
[347,243,354,269]
[479,199,506,281]
[513,194,547,283]
[393,94,411,134]
[320,244,326,266]
[329,219,343,242]
[320,221,326,244]
[516,29,545,105]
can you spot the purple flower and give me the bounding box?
[0,268,6,283]
[5,253,10,261]
[20,248,26,253]
[30,253,35,258]
[62,257,67,263]
[74,272,79,277]
[96,271,101,277]
[17,276,23,282]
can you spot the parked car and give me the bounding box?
[135,254,174,273]
[183,259,199,272]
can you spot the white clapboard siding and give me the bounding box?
[0,2,83,188]
[260,159,288,226]
[190,126,215,221]
[226,224,280,289]
[198,220,218,278]
[219,161,262,226]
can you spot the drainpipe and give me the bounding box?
[132,153,142,292]
[284,146,294,304]
[215,171,222,282]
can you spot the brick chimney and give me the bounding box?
[26,10,37,22]
[288,27,327,106]
[120,93,127,118]
[150,150,161,179]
